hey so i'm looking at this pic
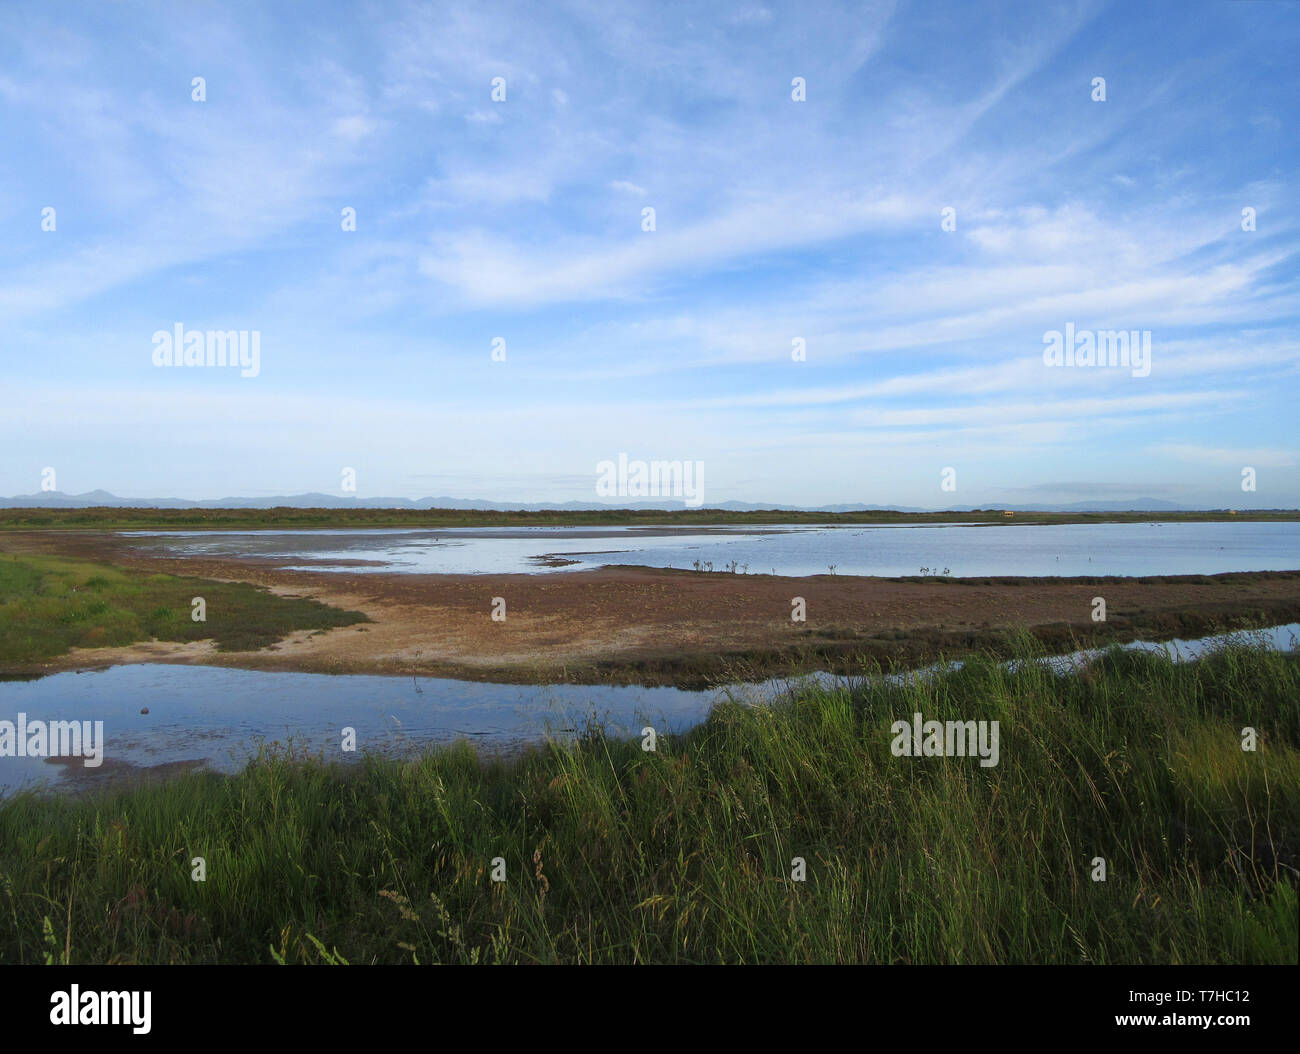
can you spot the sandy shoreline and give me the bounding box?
[4,530,1299,687]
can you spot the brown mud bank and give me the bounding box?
[4,530,1300,688]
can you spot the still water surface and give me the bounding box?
[120,520,1300,577]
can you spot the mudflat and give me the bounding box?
[5,530,1299,686]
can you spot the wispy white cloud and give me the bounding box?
[1151,444,1296,469]
[0,0,1295,507]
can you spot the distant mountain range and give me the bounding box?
[0,489,1207,513]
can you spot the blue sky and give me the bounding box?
[2,0,1297,508]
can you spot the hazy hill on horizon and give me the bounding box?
[0,489,1218,514]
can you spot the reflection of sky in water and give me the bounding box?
[0,662,729,795]
[120,521,1300,577]
[2,623,1296,796]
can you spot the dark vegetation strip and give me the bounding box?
[577,603,1300,689]
[1,505,1297,531]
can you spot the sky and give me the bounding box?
[1,0,1297,509]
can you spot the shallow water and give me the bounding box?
[120,520,1300,578]
[2,624,1296,796]
[0,664,709,796]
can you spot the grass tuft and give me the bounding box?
[0,553,367,666]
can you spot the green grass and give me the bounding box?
[1,638,1295,964]
[0,554,368,666]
